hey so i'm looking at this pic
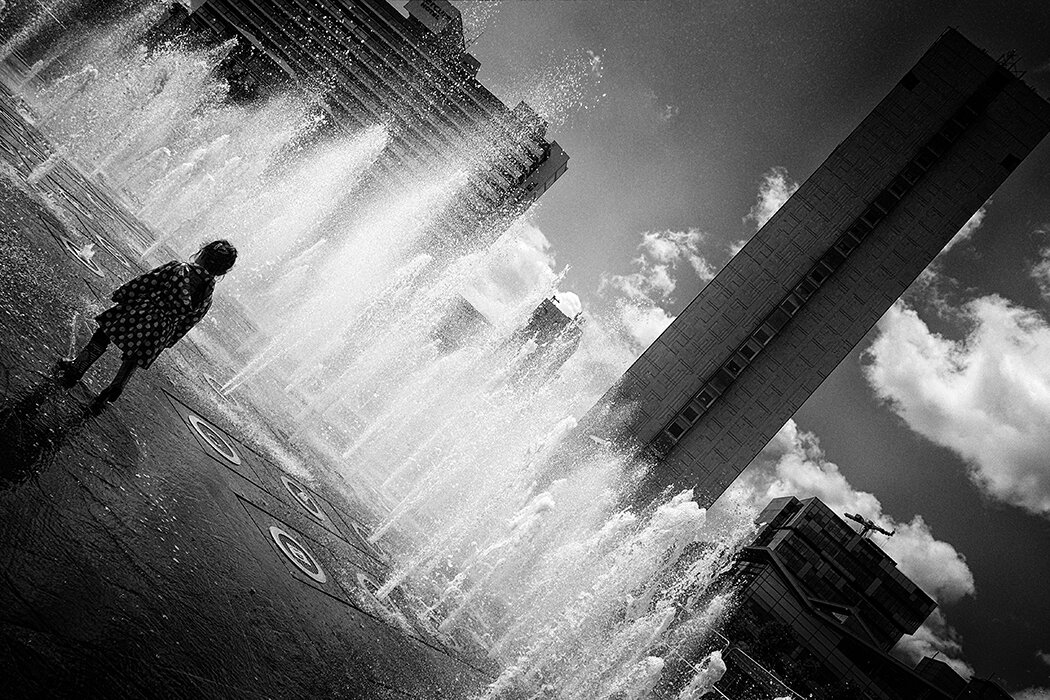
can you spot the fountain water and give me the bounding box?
[2,5,772,697]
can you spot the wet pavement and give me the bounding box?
[0,83,489,698]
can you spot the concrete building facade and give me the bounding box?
[176,0,568,246]
[505,296,584,386]
[580,29,1050,507]
[701,497,1005,700]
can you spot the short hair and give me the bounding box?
[197,240,237,276]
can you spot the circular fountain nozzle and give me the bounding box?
[59,235,105,277]
[269,526,326,584]
[281,475,326,523]
[188,413,241,465]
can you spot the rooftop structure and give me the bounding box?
[431,294,490,354]
[686,497,1002,700]
[504,296,584,386]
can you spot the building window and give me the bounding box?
[940,120,964,142]
[821,248,846,270]
[956,105,979,127]
[901,162,924,184]
[766,307,791,330]
[927,133,952,156]
[834,238,856,257]
[860,205,884,228]
[1001,153,1021,172]
[808,266,829,285]
[874,190,897,212]
[887,176,909,199]
[914,147,936,171]
[900,71,919,90]
[710,370,734,392]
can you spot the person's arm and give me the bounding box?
[167,293,213,348]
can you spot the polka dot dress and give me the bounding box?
[97,261,215,369]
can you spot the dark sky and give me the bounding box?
[453,0,1050,694]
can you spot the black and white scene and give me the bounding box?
[2,1,1050,698]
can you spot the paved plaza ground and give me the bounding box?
[0,82,489,699]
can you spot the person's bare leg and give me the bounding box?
[57,330,109,387]
[91,358,137,411]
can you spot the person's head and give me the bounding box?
[194,240,237,276]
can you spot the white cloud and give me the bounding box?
[881,516,973,605]
[894,609,973,679]
[601,228,716,304]
[617,303,675,348]
[743,166,799,232]
[863,298,1050,517]
[463,221,564,323]
[599,229,718,351]
[659,103,680,123]
[1015,689,1050,700]
[1037,650,1050,667]
[1031,244,1050,301]
[941,206,987,254]
[723,419,975,673]
[552,291,582,318]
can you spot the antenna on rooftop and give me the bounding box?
[844,513,895,539]
[465,29,484,50]
[997,49,1026,77]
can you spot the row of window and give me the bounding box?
[653,67,1013,452]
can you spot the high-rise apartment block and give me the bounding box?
[176,0,568,245]
[692,497,1009,700]
[505,296,584,386]
[431,294,490,353]
[580,29,1050,506]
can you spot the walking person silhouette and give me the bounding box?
[56,240,237,411]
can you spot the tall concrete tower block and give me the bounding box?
[184,0,569,223]
[582,30,1050,507]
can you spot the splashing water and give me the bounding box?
[1,5,770,697]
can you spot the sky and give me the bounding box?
[445,0,1050,695]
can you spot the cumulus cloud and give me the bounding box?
[894,609,973,679]
[731,166,799,254]
[659,103,680,124]
[601,228,716,303]
[599,229,717,350]
[941,206,987,254]
[863,298,1050,517]
[1030,244,1050,301]
[618,303,675,348]
[462,221,565,323]
[743,166,799,232]
[723,419,975,673]
[552,291,582,319]
[1015,689,1050,700]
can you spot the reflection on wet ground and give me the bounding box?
[0,84,487,698]
[0,374,93,488]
